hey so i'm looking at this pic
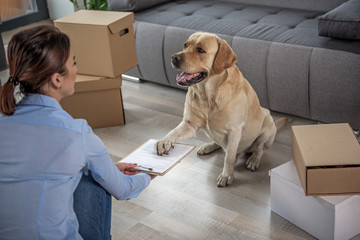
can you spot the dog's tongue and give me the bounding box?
[176,72,200,83]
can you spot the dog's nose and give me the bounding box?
[172,54,182,65]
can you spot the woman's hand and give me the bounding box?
[115,162,156,180]
[115,162,138,175]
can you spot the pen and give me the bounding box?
[135,164,153,171]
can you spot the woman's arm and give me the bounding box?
[82,125,151,200]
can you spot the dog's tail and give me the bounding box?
[275,117,288,130]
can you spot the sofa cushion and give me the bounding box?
[107,0,170,12]
[133,1,360,54]
[318,0,360,40]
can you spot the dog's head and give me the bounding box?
[171,32,237,87]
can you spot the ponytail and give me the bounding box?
[0,79,17,115]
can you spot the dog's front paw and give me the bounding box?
[197,145,208,155]
[155,138,174,155]
[246,156,261,171]
[197,142,221,155]
[216,173,234,187]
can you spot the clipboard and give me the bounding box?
[119,139,196,176]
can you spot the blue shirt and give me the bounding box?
[0,94,151,240]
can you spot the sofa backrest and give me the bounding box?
[220,0,347,12]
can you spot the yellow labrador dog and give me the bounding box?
[155,32,287,187]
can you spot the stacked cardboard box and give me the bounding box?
[271,160,360,240]
[270,123,360,240]
[60,75,125,128]
[54,10,138,128]
[292,123,360,196]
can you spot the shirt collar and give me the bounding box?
[18,94,62,110]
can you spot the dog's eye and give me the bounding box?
[196,47,206,54]
[184,43,187,48]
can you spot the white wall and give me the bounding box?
[46,0,75,20]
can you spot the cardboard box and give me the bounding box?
[61,74,125,128]
[54,10,137,78]
[292,123,360,196]
[270,160,360,240]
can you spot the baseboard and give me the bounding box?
[122,74,141,83]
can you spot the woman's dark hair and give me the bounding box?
[0,25,71,115]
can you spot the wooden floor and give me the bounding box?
[2,22,360,240]
[94,80,357,240]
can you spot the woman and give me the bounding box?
[0,25,151,239]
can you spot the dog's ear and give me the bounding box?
[213,39,237,74]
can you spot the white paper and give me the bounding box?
[119,139,195,175]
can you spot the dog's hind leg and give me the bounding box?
[197,142,221,155]
[245,143,266,171]
[246,127,276,171]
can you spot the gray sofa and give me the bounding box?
[108,0,360,130]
